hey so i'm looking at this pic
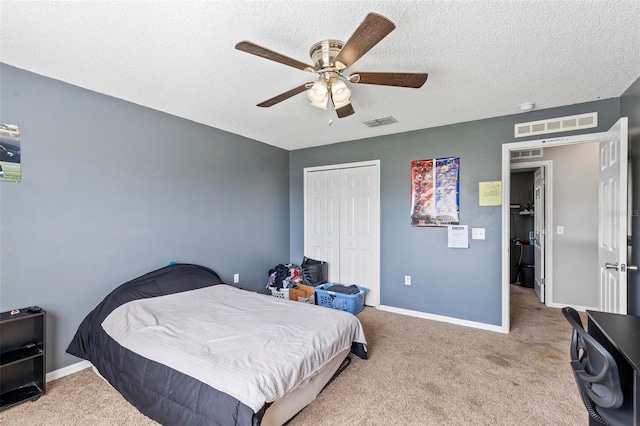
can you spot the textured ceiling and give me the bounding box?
[1,1,639,150]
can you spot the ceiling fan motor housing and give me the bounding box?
[310,39,345,70]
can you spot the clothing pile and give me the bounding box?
[325,284,360,295]
[267,264,304,290]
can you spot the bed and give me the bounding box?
[67,263,367,426]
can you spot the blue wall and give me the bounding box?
[1,60,633,372]
[0,64,290,370]
[289,99,620,326]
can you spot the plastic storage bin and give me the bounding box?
[268,287,289,299]
[315,283,367,315]
[301,257,328,286]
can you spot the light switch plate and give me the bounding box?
[557,226,564,235]
[471,228,485,240]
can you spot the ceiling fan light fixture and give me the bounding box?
[307,80,328,103]
[330,79,351,104]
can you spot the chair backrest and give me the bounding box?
[561,307,625,417]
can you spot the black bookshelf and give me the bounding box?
[0,307,46,411]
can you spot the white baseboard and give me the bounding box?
[548,302,598,312]
[377,305,507,334]
[46,360,92,382]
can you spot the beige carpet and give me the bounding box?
[0,285,586,425]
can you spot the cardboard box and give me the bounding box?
[289,284,315,304]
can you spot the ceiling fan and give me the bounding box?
[235,12,428,119]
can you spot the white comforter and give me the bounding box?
[101,284,366,412]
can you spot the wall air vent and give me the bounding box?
[514,112,597,138]
[363,116,397,127]
[511,148,544,161]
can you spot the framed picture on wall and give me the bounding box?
[410,156,460,226]
[0,123,21,183]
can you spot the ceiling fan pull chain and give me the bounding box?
[327,93,334,126]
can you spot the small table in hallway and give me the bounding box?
[587,310,640,426]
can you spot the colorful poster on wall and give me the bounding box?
[0,124,21,183]
[410,156,460,226]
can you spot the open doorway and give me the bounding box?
[509,162,552,305]
[508,144,601,315]
[501,118,629,333]
[509,168,536,288]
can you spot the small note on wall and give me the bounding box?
[479,181,502,206]
[448,225,469,248]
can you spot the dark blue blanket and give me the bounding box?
[67,264,265,425]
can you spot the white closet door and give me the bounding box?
[306,170,341,282]
[339,166,380,306]
[305,162,380,307]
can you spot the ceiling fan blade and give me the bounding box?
[350,72,428,88]
[332,13,396,69]
[335,103,355,118]
[235,41,316,72]
[257,83,313,107]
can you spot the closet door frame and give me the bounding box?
[303,160,381,307]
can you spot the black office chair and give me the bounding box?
[561,307,633,425]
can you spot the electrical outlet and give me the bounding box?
[233,273,239,283]
[404,275,411,286]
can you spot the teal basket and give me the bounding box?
[315,283,367,315]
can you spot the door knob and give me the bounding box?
[605,262,619,270]
[627,265,638,272]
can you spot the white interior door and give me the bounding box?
[533,167,545,303]
[598,118,628,314]
[306,170,340,282]
[304,162,380,307]
[339,166,380,306]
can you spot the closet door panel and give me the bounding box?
[340,168,377,303]
[306,170,340,282]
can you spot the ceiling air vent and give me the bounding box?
[363,116,397,128]
[514,112,597,138]
[511,148,544,161]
